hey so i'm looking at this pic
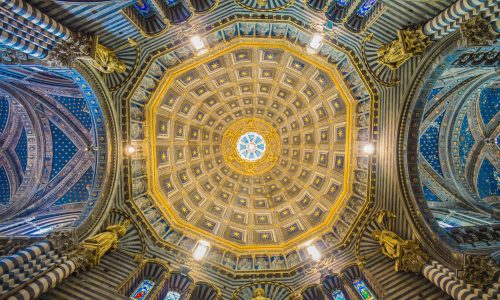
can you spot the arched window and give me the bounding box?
[352,280,376,300]
[332,289,347,300]
[165,291,181,300]
[356,0,377,17]
[130,280,155,300]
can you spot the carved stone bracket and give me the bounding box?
[458,255,500,289]
[377,26,431,70]
[460,16,498,47]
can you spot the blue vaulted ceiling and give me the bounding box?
[417,50,499,229]
[0,97,8,133]
[48,120,78,181]
[477,159,499,200]
[419,112,445,177]
[458,116,474,171]
[54,167,94,206]
[0,66,109,235]
[0,167,9,206]
[478,87,499,126]
[15,127,28,175]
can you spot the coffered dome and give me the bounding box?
[128,25,375,271]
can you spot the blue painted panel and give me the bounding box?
[15,128,28,174]
[49,121,78,181]
[422,184,441,202]
[477,159,499,199]
[54,167,93,205]
[0,166,10,205]
[478,87,499,126]
[53,95,93,131]
[419,112,444,177]
[428,87,443,101]
[458,116,474,171]
[0,97,8,133]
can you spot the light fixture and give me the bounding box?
[307,33,323,54]
[306,244,322,261]
[126,145,136,155]
[190,35,207,55]
[363,143,375,155]
[193,240,210,261]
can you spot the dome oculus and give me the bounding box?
[237,132,266,161]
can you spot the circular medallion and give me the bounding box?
[237,132,266,161]
[222,118,280,176]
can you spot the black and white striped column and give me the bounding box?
[7,259,77,300]
[0,241,53,276]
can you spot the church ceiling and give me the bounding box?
[127,18,377,270]
[26,0,456,89]
[413,46,500,231]
[0,66,109,234]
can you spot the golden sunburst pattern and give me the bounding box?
[222,117,280,176]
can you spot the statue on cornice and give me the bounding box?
[251,288,270,300]
[377,27,431,70]
[74,219,130,268]
[372,229,429,273]
[80,41,126,73]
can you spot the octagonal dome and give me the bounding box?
[128,26,375,271]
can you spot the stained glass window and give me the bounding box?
[356,0,377,16]
[130,280,155,300]
[165,291,181,300]
[353,279,376,300]
[134,0,154,18]
[332,290,347,300]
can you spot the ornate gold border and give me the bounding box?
[221,117,280,176]
[145,39,355,252]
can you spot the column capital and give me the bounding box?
[458,255,499,289]
[45,34,126,74]
[460,16,498,47]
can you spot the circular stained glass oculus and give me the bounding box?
[237,132,266,161]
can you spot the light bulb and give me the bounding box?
[307,34,323,53]
[126,145,136,155]
[306,244,321,261]
[193,240,210,261]
[190,35,207,54]
[363,143,375,155]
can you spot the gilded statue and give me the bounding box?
[83,42,127,73]
[257,0,268,6]
[76,220,130,268]
[372,229,428,273]
[251,288,270,300]
[377,27,431,70]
